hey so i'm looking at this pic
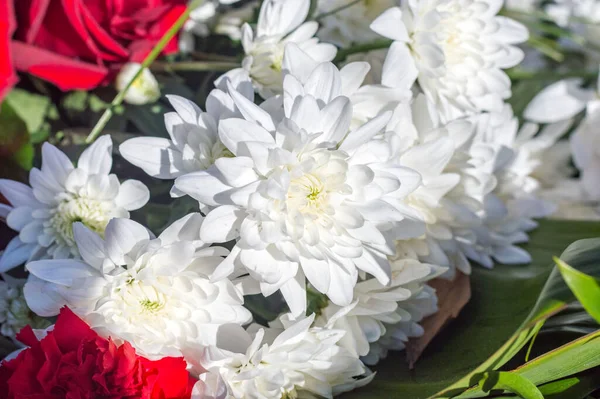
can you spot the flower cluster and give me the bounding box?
[2,0,598,397]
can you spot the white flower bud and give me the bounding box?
[116,63,161,105]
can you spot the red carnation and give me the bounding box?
[0,307,196,399]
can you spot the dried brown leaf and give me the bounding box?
[406,271,471,368]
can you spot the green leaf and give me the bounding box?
[12,142,34,170]
[342,220,600,399]
[5,89,51,134]
[539,367,600,399]
[458,329,600,398]
[477,371,543,399]
[555,257,600,324]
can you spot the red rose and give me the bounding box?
[0,307,196,399]
[0,0,187,98]
[0,0,17,101]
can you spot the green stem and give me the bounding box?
[313,0,362,21]
[151,61,239,72]
[85,0,205,144]
[507,68,598,81]
[334,38,393,63]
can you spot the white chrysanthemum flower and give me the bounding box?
[116,63,161,105]
[119,72,254,203]
[231,0,337,98]
[314,258,441,361]
[198,314,367,399]
[381,94,497,278]
[174,50,426,316]
[363,285,438,365]
[465,105,568,266]
[316,0,397,47]
[0,137,149,272]
[0,275,49,340]
[23,214,252,359]
[370,1,529,122]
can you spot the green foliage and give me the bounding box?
[556,257,600,323]
[476,371,543,399]
[342,220,600,399]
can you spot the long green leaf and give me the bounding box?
[477,371,543,399]
[457,330,600,398]
[342,220,600,399]
[555,257,600,323]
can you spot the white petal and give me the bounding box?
[115,180,150,211]
[340,62,371,97]
[27,259,97,285]
[214,157,259,188]
[119,137,184,179]
[279,269,307,318]
[174,168,234,207]
[23,275,66,317]
[159,213,204,244]
[104,218,151,265]
[41,142,73,186]
[6,206,33,231]
[218,118,274,156]
[167,94,202,124]
[382,41,418,90]
[339,111,392,152]
[303,62,341,105]
[327,264,357,306]
[300,256,330,294]
[524,79,593,123]
[200,205,246,243]
[78,135,113,175]
[318,97,353,144]
[0,237,35,272]
[227,81,275,131]
[73,222,106,271]
[370,7,409,41]
[0,179,41,208]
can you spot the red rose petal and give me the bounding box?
[12,41,108,90]
[0,0,18,102]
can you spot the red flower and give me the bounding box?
[0,0,17,101]
[0,0,187,100]
[0,307,196,399]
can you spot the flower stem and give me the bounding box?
[85,0,205,144]
[151,61,239,72]
[333,39,393,63]
[507,68,599,81]
[313,0,362,21]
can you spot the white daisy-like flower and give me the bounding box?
[23,214,252,359]
[363,285,438,365]
[198,314,367,399]
[314,258,441,360]
[0,137,149,272]
[370,1,529,122]
[119,72,254,203]
[115,63,161,105]
[0,275,50,340]
[174,49,425,316]
[231,0,337,98]
[316,0,398,47]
